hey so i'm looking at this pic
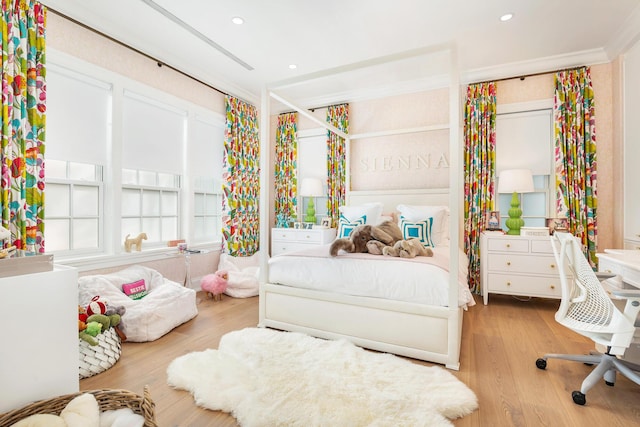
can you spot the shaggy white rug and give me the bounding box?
[167,328,478,426]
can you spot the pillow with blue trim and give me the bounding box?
[400,216,435,247]
[337,214,366,238]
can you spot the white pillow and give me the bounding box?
[396,204,449,245]
[338,202,383,225]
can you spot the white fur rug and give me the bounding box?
[167,328,478,426]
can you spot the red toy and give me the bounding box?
[200,270,228,301]
[86,295,107,316]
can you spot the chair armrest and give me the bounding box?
[610,289,640,299]
[596,272,618,281]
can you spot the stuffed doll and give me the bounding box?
[330,220,403,256]
[382,238,434,258]
[201,270,228,301]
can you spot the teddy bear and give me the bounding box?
[382,238,434,258]
[330,220,403,256]
[201,270,228,301]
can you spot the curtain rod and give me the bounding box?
[280,102,348,116]
[469,65,587,86]
[47,7,230,98]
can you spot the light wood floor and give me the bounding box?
[81,292,640,426]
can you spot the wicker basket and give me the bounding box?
[79,327,122,379]
[0,386,158,427]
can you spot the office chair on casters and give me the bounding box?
[536,232,640,405]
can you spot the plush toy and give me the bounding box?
[86,295,107,316]
[382,238,434,258]
[201,270,228,301]
[330,220,403,256]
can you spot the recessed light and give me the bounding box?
[500,13,513,22]
[231,16,244,25]
[289,64,297,70]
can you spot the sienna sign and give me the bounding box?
[350,130,449,190]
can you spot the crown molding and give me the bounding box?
[605,4,640,58]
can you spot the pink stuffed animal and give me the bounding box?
[201,270,228,301]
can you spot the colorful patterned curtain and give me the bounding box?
[554,67,598,267]
[326,104,348,227]
[0,1,46,252]
[222,96,260,256]
[274,112,298,225]
[463,82,497,294]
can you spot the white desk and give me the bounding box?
[597,249,640,289]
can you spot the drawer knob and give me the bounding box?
[506,261,511,266]
[506,244,511,248]
[506,281,511,286]
[605,269,612,273]
[550,285,555,290]
[550,264,555,268]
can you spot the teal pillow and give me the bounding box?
[400,216,434,247]
[337,214,366,238]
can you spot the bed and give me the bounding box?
[258,46,466,369]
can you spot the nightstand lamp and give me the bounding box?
[300,178,324,224]
[498,169,534,235]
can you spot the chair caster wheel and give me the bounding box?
[572,391,586,405]
[605,381,615,387]
[536,358,547,369]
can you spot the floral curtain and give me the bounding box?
[554,67,598,267]
[274,112,298,226]
[326,104,348,227]
[0,1,46,252]
[463,82,497,293]
[222,96,260,256]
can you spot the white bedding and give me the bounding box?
[268,244,475,308]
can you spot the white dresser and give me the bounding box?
[481,233,567,305]
[271,227,336,256]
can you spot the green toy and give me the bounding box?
[85,321,102,337]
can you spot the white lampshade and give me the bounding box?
[299,178,324,197]
[498,169,534,194]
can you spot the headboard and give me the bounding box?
[346,188,450,213]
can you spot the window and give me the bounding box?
[297,130,328,222]
[45,160,103,254]
[496,102,554,228]
[45,52,225,264]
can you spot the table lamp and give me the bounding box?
[498,169,535,235]
[300,178,324,224]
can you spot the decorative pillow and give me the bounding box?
[337,214,366,238]
[400,217,435,248]
[122,279,148,300]
[60,393,100,427]
[397,205,448,244]
[338,202,383,225]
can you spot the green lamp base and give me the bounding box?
[505,191,524,235]
[304,198,316,223]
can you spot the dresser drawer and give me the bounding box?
[487,254,560,275]
[272,229,298,241]
[486,238,529,253]
[486,273,562,298]
[271,242,313,255]
[296,231,324,244]
[598,258,623,276]
[530,239,553,254]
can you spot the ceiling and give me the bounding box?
[41,0,640,108]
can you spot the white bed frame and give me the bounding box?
[257,46,464,369]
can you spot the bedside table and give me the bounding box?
[480,232,569,304]
[271,227,336,256]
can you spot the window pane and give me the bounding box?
[158,173,177,188]
[122,169,137,185]
[162,217,178,241]
[523,192,547,216]
[122,218,141,238]
[46,184,70,216]
[162,192,178,215]
[205,194,218,214]
[73,185,99,216]
[139,170,156,186]
[47,160,67,179]
[205,217,217,238]
[122,189,141,216]
[194,217,205,238]
[142,191,161,216]
[46,219,70,251]
[72,218,99,249]
[69,163,96,181]
[194,193,205,215]
[141,218,161,241]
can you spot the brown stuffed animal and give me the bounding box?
[382,238,434,258]
[330,220,403,256]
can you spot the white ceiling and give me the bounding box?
[41,0,640,108]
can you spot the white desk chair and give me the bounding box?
[536,232,640,405]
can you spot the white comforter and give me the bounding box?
[268,244,475,308]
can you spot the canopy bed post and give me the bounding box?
[258,85,270,288]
